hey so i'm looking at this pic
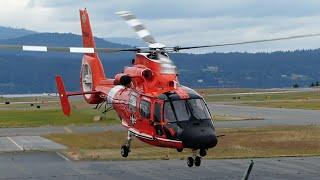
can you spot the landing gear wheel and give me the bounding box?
[121,145,129,158]
[195,156,201,167]
[187,157,194,167]
[177,148,183,152]
[200,149,207,157]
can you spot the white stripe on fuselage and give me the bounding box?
[107,85,124,103]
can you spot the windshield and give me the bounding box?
[164,99,211,122]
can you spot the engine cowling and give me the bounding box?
[114,74,132,86]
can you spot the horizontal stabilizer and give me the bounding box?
[55,75,71,116]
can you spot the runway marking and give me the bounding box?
[207,89,319,97]
[7,137,23,151]
[64,127,73,134]
[56,152,71,162]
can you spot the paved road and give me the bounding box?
[207,87,319,97]
[0,152,318,180]
[0,104,319,136]
[0,136,66,152]
[0,124,125,137]
[209,104,320,128]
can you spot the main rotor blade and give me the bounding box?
[116,11,157,44]
[173,33,320,51]
[0,45,139,53]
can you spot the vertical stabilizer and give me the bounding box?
[80,9,97,57]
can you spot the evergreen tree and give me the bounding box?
[310,82,315,87]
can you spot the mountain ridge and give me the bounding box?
[0,27,319,93]
[0,26,36,40]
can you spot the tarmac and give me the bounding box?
[0,136,66,152]
[0,152,319,180]
[0,104,319,179]
[0,104,319,137]
[210,104,320,128]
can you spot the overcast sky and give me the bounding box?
[2,0,320,53]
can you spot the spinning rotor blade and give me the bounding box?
[1,33,320,54]
[0,44,139,53]
[172,33,320,51]
[116,11,157,45]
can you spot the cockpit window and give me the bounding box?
[164,102,175,122]
[187,99,211,119]
[154,102,161,122]
[164,99,211,122]
[140,100,151,119]
[147,52,169,60]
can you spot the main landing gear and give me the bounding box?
[187,149,207,167]
[121,131,133,158]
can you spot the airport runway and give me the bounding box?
[0,136,65,152]
[0,104,319,137]
[0,105,319,179]
[206,87,318,97]
[0,152,319,180]
[0,124,125,137]
[210,104,320,128]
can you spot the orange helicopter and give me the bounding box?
[1,9,320,167]
[71,9,217,167]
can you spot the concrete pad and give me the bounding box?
[0,136,66,152]
[0,137,21,152]
[9,136,66,151]
[0,152,319,180]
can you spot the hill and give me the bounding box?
[0,26,36,39]
[0,32,319,93]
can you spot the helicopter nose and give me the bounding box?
[180,126,218,149]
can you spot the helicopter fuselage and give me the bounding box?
[79,53,218,151]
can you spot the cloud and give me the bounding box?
[1,0,320,53]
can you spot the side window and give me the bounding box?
[129,95,137,112]
[154,102,161,122]
[140,100,151,118]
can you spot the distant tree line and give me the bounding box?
[310,81,320,87]
[293,81,320,88]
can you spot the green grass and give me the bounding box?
[0,97,120,127]
[0,96,57,103]
[46,125,320,160]
[203,89,320,110]
[196,88,252,95]
[213,114,264,121]
[205,91,320,102]
[0,109,119,127]
[241,100,320,110]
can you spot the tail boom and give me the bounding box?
[55,75,98,116]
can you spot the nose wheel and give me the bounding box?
[200,148,207,157]
[121,131,133,158]
[187,157,194,167]
[187,150,202,167]
[194,156,201,166]
[187,156,201,167]
[121,145,130,157]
